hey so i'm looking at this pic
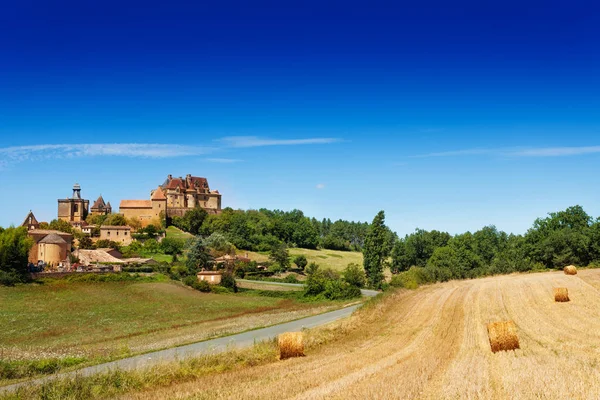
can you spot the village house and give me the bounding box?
[99,225,132,245]
[197,270,222,284]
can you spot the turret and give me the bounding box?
[72,183,81,199]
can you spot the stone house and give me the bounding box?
[197,270,222,285]
[99,225,132,245]
[27,229,73,266]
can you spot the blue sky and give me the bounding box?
[1,0,599,236]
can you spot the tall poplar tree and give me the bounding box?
[363,210,389,288]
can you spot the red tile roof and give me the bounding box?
[151,187,166,200]
[91,196,106,209]
[166,178,185,190]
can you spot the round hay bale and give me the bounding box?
[564,265,577,275]
[487,321,520,353]
[278,332,304,360]
[554,287,570,302]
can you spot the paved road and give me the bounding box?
[0,303,363,394]
[238,279,380,297]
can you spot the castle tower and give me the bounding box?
[90,195,112,216]
[58,183,90,223]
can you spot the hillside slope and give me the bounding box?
[126,269,600,399]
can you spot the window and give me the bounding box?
[74,204,79,213]
[124,231,128,236]
[116,231,119,236]
[107,231,110,236]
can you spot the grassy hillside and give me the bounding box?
[165,226,194,240]
[239,248,363,272]
[0,279,342,381]
[25,268,600,400]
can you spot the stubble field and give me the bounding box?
[124,268,600,400]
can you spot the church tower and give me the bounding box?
[58,183,90,223]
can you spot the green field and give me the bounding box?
[239,247,364,272]
[0,278,342,382]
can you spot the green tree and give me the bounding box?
[0,227,34,285]
[293,254,308,270]
[269,242,290,271]
[343,263,366,288]
[160,237,185,255]
[391,229,451,273]
[48,219,74,234]
[144,238,160,253]
[186,237,212,272]
[362,211,389,288]
[78,235,94,250]
[203,232,236,257]
[103,214,128,226]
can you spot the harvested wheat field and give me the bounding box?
[122,269,600,400]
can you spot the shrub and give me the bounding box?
[323,279,361,300]
[211,285,232,294]
[390,266,432,289]
[196,279,211,292]
[283,274,300,284]
[0,270,23,286]
[342,263,366,288]
[220,271,238,293]
[293,255,308,270]
[182,275,211,292]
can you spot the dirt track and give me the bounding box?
[126,269,600,399]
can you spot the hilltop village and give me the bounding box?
[22,174,222,270]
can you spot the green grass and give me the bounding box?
[239,248,364,272]
[0,279,338,381]
[165,226,194,240]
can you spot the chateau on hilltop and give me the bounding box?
[119,174,222,227]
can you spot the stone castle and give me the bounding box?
[54,174,221,228]
[119,174,222,227]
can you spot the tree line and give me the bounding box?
[171,207,374,252]
[361,205,600,288]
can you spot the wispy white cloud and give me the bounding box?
[0,143,212,166]
[413,145,600,158]
[316,183,326,189]
[205,158,242,163]
[219,136,341,148]
[507,146,600,157]
[411,148,494,158]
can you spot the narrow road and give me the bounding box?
[0,303,364,394]
[237,279,380,297]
